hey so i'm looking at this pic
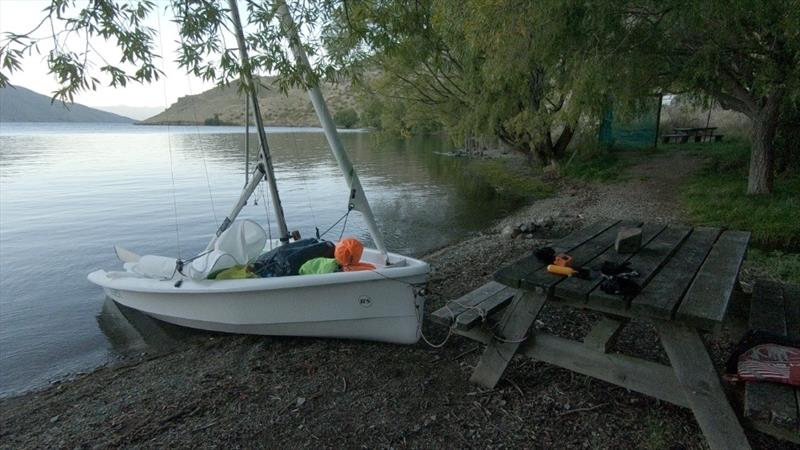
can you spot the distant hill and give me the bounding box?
[92,105,164,121]
[142,77,359,126]
[0,85,134,123]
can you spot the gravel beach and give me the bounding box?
[1,152,791,449]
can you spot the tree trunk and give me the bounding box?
[496,124,575,167]
[534,134,554,165]
[747,102,780,194]
[553,125,574,160]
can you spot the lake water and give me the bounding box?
[0,122,518,397]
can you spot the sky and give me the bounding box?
[0,0,217,110]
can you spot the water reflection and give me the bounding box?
[96,299,199,354]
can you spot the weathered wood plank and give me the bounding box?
[677,230,751,330]
[631,227,722,320]
[745,419,800,445]
[469,289,547,388]
[656,321,751,450]
[747,382,800,431]
[588,226,692,312]
[555,224,665,303]
[749,280,786,334]
[455,327,690,408]
[784,283,800,339]
[430,281,507,326]
[547,294,635,318]
[582,316,629,353]
[744,280,798,432]
[494,220,618,288]
[520,221,640,292]
[453,286,517,330]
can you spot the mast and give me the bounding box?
[275,0,389,262]
[216,0,290,243]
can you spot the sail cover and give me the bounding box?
[188,219,267,279]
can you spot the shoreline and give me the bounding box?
[1,221,787,449]
[1,152,789,448]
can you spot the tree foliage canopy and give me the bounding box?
[2,0,797,191]
[0,0,346,101]
[620,0,800,193]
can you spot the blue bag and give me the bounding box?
[252,238,335,277]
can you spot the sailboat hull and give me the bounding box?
[88,249,429,344]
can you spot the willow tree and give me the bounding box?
[322,0,597,166]
[544,0,799,194]
[0,1,341,100]
[650,0,800,194]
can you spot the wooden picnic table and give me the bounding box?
[433,221,752,450]
[674,126,718,136]
[663,126,723,143]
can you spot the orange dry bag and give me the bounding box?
[335,238,376,272]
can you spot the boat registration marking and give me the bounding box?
[358,295,372,308]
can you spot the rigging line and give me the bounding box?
[317,208,351,239]
[156,10,181,258]
[338,210,350,241]
[290,132,318,227]
[259,180,273,250]
[185,76,219,228]
[244,96,250,187]
[336,170,360,241]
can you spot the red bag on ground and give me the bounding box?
[736,344,800,386]
[335,238,376,272]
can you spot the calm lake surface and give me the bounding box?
[0,122,519,397]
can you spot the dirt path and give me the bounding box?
[499,150,705,230]
[1,150,788,450]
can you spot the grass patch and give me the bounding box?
[747,249,800,284]
[680,139,800,249]
[666,138,800,284]
[640,413,674,450]
[663,139,751,172]
[466,159,553,200]
[562,150,630,182]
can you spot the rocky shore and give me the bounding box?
[0,152,790,449]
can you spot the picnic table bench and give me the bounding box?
[432,220,753,450]
[662,127,724,144]
[744,280,800,444]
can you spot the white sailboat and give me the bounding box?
[87,1,429,345]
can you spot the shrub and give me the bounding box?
[204,113,224,126]
[333,108,359,128]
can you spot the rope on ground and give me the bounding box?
[419,326,451,348]
[418,298,488,349]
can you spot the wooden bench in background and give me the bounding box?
[662,133,690,144]
[744,280,800,444]
[662,127,724,144]
[696,134,724,143]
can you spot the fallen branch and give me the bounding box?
[557,403,607,417]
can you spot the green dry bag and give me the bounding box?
[298,257,340,275]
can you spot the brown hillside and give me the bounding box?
[141,77,359,126]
